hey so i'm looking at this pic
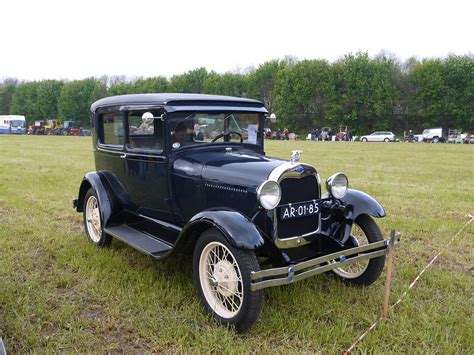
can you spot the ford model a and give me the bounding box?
[73,94,397,331]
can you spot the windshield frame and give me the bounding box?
[166,110,265,153]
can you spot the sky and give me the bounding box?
[1,0,472,81]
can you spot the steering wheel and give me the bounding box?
[211,130,243,143]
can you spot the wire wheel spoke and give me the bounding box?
[199,241,244,318]
[334,223,369,278]
[86,196,102,242]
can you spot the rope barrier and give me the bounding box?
[344,214,473,354]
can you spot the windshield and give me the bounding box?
[10,120,25,127]
[169,112,263,150]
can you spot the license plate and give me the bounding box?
[279,200,320,220]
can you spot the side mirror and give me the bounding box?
[267,113,277,123]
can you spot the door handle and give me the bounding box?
[120,154,127,159]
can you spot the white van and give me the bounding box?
[422,127,444,143]
[0,115,26,134]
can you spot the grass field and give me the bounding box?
[0,135,473,353]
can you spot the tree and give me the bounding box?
[0,78,18,115]
[36,80,64,119]
[247,60,286,112]
[132,76,169,93]
[203,72,247,97]
[331,53,399,134]
[10,81,41,122]
[273,59,334,132]
[169,67,209,93]
[58,78,107,125]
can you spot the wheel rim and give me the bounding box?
[85,196,102,243]
[333,223,370,279]
[199,241,244,319]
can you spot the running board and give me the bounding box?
[104,225,172,258]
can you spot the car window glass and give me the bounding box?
[169,112,262,150]
[128,111,163,152]
[102,113,124,146]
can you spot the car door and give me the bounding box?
[121,109,175,222]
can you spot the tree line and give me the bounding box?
[0,53,472,135]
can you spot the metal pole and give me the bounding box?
[382,230,397,319]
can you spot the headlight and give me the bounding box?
[257,180,281,210]
[326,173,349,199]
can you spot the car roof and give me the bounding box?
[91,93,267,113]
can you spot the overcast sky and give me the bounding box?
[1,0,472,81]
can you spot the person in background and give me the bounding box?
[275,129,281,140]
[193,123,204,141]
[283,127,289,140]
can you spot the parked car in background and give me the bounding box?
[360,131,395,142]
[422,128,445,143]
[73,93,397,332]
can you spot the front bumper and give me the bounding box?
[250,234,400,291]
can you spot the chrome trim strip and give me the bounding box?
[250,236,400,291]
[96,146,166,160]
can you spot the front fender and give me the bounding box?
[323,189,385,220]
[341,189,385,219]
[321,189,385,244]
[184,209,265,250]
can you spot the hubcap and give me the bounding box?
[199,241,243,318]
[333,223,369,279]
[85,196,102,243]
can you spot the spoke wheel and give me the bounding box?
[331,214,385,285]
[199,242,243,318]
[333,223,369,279]
[85,195,102,243]
[193,228,263,332]
[82,188,112,247]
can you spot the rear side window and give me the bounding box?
[100,112,124,146]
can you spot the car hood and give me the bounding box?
[172,146,285,188]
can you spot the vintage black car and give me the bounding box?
[73,93,397,331]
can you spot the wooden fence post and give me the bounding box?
[382,230,397,319]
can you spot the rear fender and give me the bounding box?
[75,171,124,227]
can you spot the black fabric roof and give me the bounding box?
[90,93,265,112]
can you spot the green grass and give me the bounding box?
[0,136,473,353]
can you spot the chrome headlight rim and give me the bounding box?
[326,172,349,199]
[257,180,281,210]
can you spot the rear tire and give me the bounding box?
[384,138,390,142]
[332,214,385,285]
[83,188,112,247]
[433,136,439,143]
[193,228,263,332]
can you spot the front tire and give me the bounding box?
[361,138,368,142]
[83,188,112,247]
[332,214,385,285]
[193,228,263,332]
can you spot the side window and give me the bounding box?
[127,111,164,152]
[100,112,124,146]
